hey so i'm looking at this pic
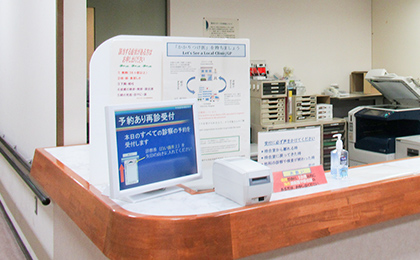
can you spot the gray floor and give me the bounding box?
[0,202,30,260]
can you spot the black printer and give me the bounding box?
[348,69,420,165]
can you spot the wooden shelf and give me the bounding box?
[30,147,420,259]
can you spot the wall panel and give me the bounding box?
[0,0,57,161]
[169,0,372,95]
[372,0,420,79]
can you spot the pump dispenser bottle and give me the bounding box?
[330,133,348,179]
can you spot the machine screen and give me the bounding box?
[358,109,391,118]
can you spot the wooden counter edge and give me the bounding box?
[30,147,420,259]
[30,148,234,259]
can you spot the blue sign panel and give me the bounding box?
[113,104,199,191]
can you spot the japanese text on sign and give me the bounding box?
[111,104,198,191]
[167,42,246,57]
[116,112,176,127]
[118,48,153,63]
[258,127,321,172]
[272,165,327,193]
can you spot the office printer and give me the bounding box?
[348,69,420,166]
[213,157,273,206]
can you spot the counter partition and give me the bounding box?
[30,145,420,259]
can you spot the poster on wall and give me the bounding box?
[163,38,250,189]
[203,18,239,38]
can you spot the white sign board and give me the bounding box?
[89,36,164,186]
[257,127,321,172]
[111,41,162,100]
[89,36,250,190]
[163,38,250,190]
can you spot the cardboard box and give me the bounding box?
[350,71,380,94]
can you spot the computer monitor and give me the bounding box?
[105,99,202,202]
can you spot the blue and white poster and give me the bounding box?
[112,105,198,191]
[90,36,250,191]
[163,38,250,189]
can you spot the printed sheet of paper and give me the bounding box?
[258,127,326,192]
[163,38,250,189]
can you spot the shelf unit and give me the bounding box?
[250,79,288,126]
[293,95,317,121]
[322,120,347,170]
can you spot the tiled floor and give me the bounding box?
[0,202,30,260]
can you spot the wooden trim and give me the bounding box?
[56,0,64,146]
[30,148,420,259]
[87,7,95,78]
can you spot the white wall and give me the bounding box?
[0,0,87,161]
[169,0,372,95]
[63,0,88,145]
[372,0,420,79]
[0,0,57,161]
[0,0,87,259]
[0,156,54,259]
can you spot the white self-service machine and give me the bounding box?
[213,157,273,206]
[348,69,420,166]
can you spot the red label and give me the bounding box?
[272,165,326,193]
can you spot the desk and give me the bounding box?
[30,145,420,259]
[318,93,384,118]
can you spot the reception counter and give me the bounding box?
[30,145,420,259]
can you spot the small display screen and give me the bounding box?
[359,109,388,117]
[112,103,199,191]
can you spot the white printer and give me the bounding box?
[396,135,420,159]
[348,69,420,165]
[213,157,273,206]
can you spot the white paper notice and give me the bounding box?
[163,38,250,189]
[90,36,164,186]
[111,40,163,102]
[203,18,239,38]
[258,127,321,172]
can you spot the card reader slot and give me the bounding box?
[407,148,419,157]
[249,176,270,185]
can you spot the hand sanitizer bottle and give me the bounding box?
[330,133,348,179]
